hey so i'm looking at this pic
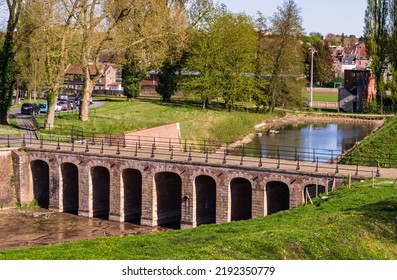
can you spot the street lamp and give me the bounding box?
[309,47,317,108]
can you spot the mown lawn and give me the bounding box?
[35,98,273,144]
[302,92,338,103]
[1,179,396,260]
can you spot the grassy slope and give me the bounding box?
[35,98,271,144]
[342,115,397,167]
[1,180,396,260]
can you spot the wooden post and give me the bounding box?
[348,174,351,189]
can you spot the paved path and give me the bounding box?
[24,140,397,180]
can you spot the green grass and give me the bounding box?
[1,179,396,260]
[302,92,338,103]
[342,115,397,167]
[35,98,273,144]
[0,118,21,137]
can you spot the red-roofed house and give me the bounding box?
[63,64,123,93]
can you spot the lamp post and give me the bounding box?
[309,47,316,108]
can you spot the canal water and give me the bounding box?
[234,121,377,162]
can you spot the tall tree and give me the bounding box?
[184,9,257,111]
[364,0,389,113]
[122,55,145,100]
[303,41,334,86]
[0,0,22,125]
[266,0,305,112]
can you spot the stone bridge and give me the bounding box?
[11,135,396,229]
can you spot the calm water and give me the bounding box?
[236,122,376,162]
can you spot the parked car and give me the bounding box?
[21,103,40,115]
[38,102,48,113]
[55,102,63,112]
[59,93,68,100]
[57,101,70,111]
[67,100,76,109]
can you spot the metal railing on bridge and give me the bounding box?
[2,133,394,178]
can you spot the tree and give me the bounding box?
[156,60,180,102]
[74,0,188,121]
[0,0,22,125]
[122,51,145,100]
[303,41,334,86]
[183,9,257,111]
[266,0,305,112]
[364,0,389,113]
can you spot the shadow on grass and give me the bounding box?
[356,198,397,221]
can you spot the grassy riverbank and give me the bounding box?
[35,98,273,144]
[342,115,397,167]
[1,179,396,260]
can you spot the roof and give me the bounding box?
[64,64,115,76]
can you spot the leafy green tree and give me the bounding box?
[364,0,389,113]
[266,0,305,111]
[183,9,257,111]
[304,41,334,86]
[156,60,180,102]
[0,0,22,125]
[122,50,145,100]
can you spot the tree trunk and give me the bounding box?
[0,111,9,125]
[79,78,93,122]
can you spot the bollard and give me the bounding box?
[258,156,263,167]
[71,140,75,152]
[134,142,138,157]
[116,141,120,155]
[205,148,209,163]
[138,136,141,149]
[85,141,89,153]
[222,149,227,164]
[151,143,155,158]
[170,145,174,160]
[56,137,60,150]
[296,155,300,170]
[315,157,318,172]
[240,144,245,166]
[277,153,280,169]
[335,161,339,174]
[188,147,192,161]
[7,135,10,148]
[100,140,104,154]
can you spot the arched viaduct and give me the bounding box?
[12,149,341,229]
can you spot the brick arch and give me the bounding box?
[230,177,252,221]
[266,181,290,215]
[303,183,327,203]
[91,166,110,219]
[121,168,142,223]
[194,175,216,226]
[30,160,50,208]
[61,162,79,214]
[154,171,182,228]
